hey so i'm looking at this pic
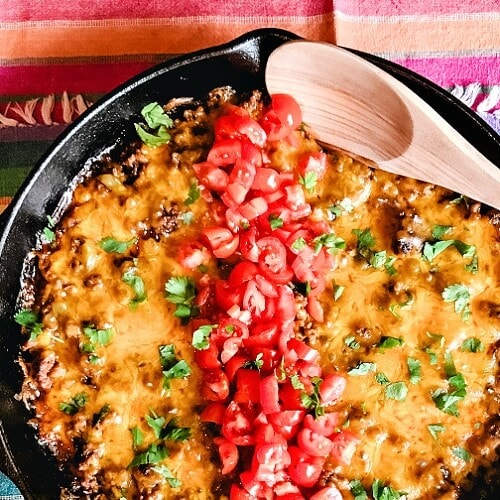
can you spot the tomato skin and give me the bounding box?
[234,369,262,404]
[279,380,305,411]
[224,354,249,382]
[260,375,281,414]
[222,401,256,446]
[214,279,242,312]
[194,341,221,370]
[329,430,360,465]
[214,436,239,474]
[257,236,294,284]
[303,412,339,437]
[202,226,239,259]
[193,161,229,191]
[201,369,230,402]
[239,226,260,262]
[200,402,226,424]
[297,428,333,457]
[298,151,327,180]
[229,261,259,288]
[307,295,324,323]
[271,94,303,130]
[268,410,305,440]
[309,487,343,500]
[230,484,255,500]
[288,338,320,363]
[319,374,346,405]
[287,446,324,488]
[253,166,281,193]
[207,138,242,166]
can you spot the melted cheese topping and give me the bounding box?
[20,92,499,499]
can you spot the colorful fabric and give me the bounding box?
[0,0,498,207]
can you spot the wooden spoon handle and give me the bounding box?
[266,41,500,210]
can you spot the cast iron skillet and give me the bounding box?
[0,28,499,499]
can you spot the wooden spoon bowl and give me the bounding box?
[265,40,500,210]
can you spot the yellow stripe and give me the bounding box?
[0,17,334,59]
[335,16,500,53]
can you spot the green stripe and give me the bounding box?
[0,141,51,196]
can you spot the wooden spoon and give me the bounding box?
[265,40,500,210]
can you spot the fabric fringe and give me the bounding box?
[0,92,92,127]
[450,83,500,115]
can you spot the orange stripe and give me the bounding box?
[335,16,500,53]
[0,18,334,60]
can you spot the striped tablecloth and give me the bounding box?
[0,0,499,497]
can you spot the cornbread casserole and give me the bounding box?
[16,88,499,499]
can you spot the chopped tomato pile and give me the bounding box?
[181,94,358,499]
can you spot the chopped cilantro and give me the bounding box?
[98,236,136,254]
[244,352,264,370]
[333,282,345,301]
[128,442,169,468]
[442,284,471,321]
[389,292,414,319]
[300,376,325,418]
[422,239,476,264]
[313,233,346,254]
[431,225,454,239]
[452,446,471,461]
[269,214,284,230]
[352,228,397,275]
[291,236,307,252]
[299,171,318,192]
[159,344,191,390]
[290,373,305,391]
[348,362,376,376]
[427,423,445,440]
[377,336,404,349]
[122,267,147,309]
[432,373,467,416]
[130,426,144,448]
[443,352,457,378]
[349,479,368,500]
[14,309,43,341]
[352,228,376,253]
[135,102,173,147]
[192,324,216,350]
[384,381,408,401]
[372,479,407,500]
[344,335,360,350]
[164,276,199,324]
[153,464,182,488]
[375,373,390,385]
[407,357,421,385]
[59,392,88,415]
[42,215,56,243]
[147,410,191,442]
[184,181,200,206]
[329,198,354,219]
[461,337,484,353]
[92,403,111,426]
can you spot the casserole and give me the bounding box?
[0,28,499,499]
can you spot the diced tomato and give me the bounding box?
[229,261,259,287]
[329,430,360,465]
[221,336,243,364]
[207,138,242,166]
[268,410,305,440]
[260,374,281,414]
[214,436,239,474]
[297,428,333,457]
[309,486,343,500]
[253,166,282,193]
[260,109,291,142]
[194,341,221,370]
[239,470,273,497]
[193,161,230,191]
[240,226,260,262]
[242,279,266,316]
[303,413,339,437]
[201,369,230,402]
[287,338,320,363]
[279,380,305,411]
[245,323,279,348]
[255,442,291,470]
[307,295,324,322]
[177,242,211,270]
[298,151,327,180]
[200,402,226,424]
[221,159,257,208]
[230,484,255,500]
[239,197,268,221]
[214,279,242,311]
[233,116,267,147]
[287,446,324,488]
[202,226,240,259]
[222,401,256,446]
[224,354,249,382]
[248,346,279,372]
[257,236,294,284]
[319,374,346,405]
[234,369,261,404]
[271,94,303,130]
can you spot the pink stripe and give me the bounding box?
[0,62,155,96]
[336,0,498,16]
[393,55,500,88]
[3,0,331,22]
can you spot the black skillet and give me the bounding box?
[0,28,499,499]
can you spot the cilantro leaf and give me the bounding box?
[291,237,307,252]
[432,373,467,417]
[14,309,43,341]
[313,233,346,254]
[377,336,404,349]
[300,376,325,418]
[422,239,476,263]
[427,423,445,440]
[159,344,191,390]
[59,392,88,415]
[349,479,368,500]
[165,276,198,324]
[128,442,169,468]
[122,267,147,309]
[407,357,421,385]
[184,181,200,206]
[375,373,390,385]
[461,337,484,353]
[192,324,216,350]
[384,381,408,401]
[42,215,56,243]
[353,229,397,275]
[348,362,376,376]
[452,446,471,461]
[92,403,110,426]
[135,102,173,147]
[153,464,182,488]
[372,479,407,500]
[352,228,376,252]
[269,214,284,230]
[299,171,317,192]
[130,426,144,448]
[344,335,360,350]
[431,225,454,239]
[442,284,471,321]
[333,283,345,301]
[98,236,137,254]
